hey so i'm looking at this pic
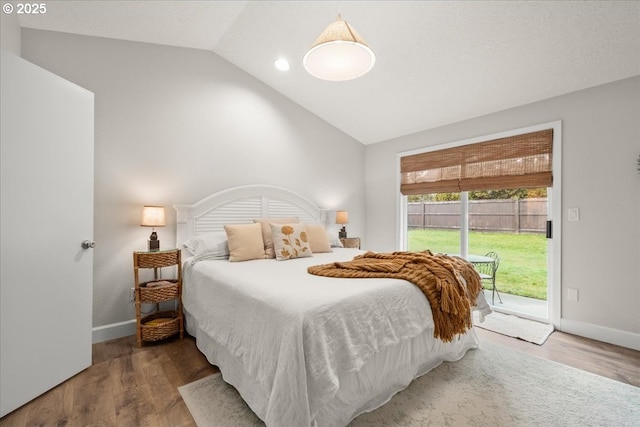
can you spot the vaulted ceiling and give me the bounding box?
[18,1,640,144]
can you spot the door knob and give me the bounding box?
[82,240,96,249]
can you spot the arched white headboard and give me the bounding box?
[174,185,327,245]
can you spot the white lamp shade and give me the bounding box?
[141,205,166,227]
[336,210,349,225]
[304,16,375,81]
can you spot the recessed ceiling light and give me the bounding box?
[274,58,290,71]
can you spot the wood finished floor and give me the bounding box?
[1,330,638,427]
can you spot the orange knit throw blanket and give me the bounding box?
[307,251,482,342]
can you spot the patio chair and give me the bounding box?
[477,251,502,305]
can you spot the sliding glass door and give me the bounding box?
[399,123,561,323]
[406,187,549,320]
[467,188,548,319]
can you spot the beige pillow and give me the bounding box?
[253,217,299,258]
[224,223,265,262]
[270,223,313,261]
[305,223,332,253]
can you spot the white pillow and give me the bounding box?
[329,236,344,248]
[270,223,313,261]
[183,231,229,259]
[224,223,265,262]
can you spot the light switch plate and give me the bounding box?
[567,288,579,302]
[568,208,580,221]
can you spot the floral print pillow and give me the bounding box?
[269,223,313,261]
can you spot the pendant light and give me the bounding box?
[303,14,375,81]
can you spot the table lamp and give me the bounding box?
[336,210,349,239]
[141,205,166,251]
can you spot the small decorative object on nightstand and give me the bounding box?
[336,210,349,238]
[140,205,166,251]
[133,248,183,347]
[340,237,361,249]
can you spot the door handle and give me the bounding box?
[81,240,96,249]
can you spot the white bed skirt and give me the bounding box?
[185,308,480,427]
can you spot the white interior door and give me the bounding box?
[1,51,94,417]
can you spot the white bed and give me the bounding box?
[175,185,488,427]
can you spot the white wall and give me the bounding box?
[17,27,640,349]
[365,76,640,348]
[0,10,20,55]
[21,29,365,331]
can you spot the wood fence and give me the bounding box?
[408,198,547,233]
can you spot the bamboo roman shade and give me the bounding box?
[400,129,553,195]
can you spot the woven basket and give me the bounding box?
[139,280,179,303]
[140,310,180,342]
[136,251,180,268]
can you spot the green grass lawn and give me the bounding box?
[408,228,547,299]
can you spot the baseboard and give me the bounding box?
[558,318,640,351]
[92,319,136,344]
[91,317,639,351]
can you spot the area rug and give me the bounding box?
[473,311,554,345]
[178,341,640,427]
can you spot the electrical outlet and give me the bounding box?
[130,287,136,302]
[567,288,579,302]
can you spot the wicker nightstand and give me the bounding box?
[133,249,184,347]
[340,237,361,249]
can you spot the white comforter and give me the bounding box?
[183,248,482,426]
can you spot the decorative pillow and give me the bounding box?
[253,217,299,258]
[182,231,229,259]
[305,223,332,253]
[224,223,265,262]
[270,223,313,261]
